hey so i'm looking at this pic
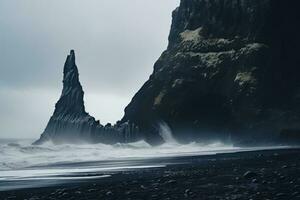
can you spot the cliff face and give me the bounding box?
[122,0,300,144]
[34,50,139,145]
[35,0,300,145]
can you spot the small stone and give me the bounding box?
[243,171,258,179]
[125,191,132,195]
[185,189,191,193]
[279,176,285,180]
[184,189,191,197]
[166,179,177,184]
[252,179,258,183]
[260,168,266,172]
[292,192,299,196]
[276,193,285,197]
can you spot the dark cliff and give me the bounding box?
[35,0,300,145]
[122,0,300,145]
[34,50,140,145]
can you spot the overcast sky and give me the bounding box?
[0,0,180,139]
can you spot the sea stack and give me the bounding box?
[34,50,95,144]
[34,50,140,145]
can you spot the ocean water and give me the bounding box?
[0,138,238,171]
[0,136,288,191]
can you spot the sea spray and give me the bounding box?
[0,138,238,171]
[158,121,178,144]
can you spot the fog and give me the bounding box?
[0,0,180,138]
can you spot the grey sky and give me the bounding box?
[0,0,180,139]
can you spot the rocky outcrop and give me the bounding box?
[35,1,300,146]
[122,0,300,145]
[34,50,140,145]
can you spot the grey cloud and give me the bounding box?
[0,0,180,138]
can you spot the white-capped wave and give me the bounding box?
[0,138,292,192]
[0,139,237,171]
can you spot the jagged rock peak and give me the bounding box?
[34,50,141,145]
[63,50,81,88]
[54,50,86,116]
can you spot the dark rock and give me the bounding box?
[140,185,147,189]
[292,192,299,196]
[276,193,286,198]
[121,0,300,145]
[105,123,112,128]
[243,171,258,179]
[260,168,266,172]
[166,180,177,184]
[281,165,288,169]
[106,191,112,196]
[184,189,192,197]
[252,179,258,183]
[34,0,300,145]
[279,176,285,180]
[33,50,141,145]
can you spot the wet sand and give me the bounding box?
[1,148,300,200]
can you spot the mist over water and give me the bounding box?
[0,139,236,171]
[0,137,289,191]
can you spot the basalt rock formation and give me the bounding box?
[33,50,140,145]
[36,0,300,146]
[121,0,300,145]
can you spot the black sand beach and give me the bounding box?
[1,148,300,200]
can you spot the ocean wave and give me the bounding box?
[0,139,237,171]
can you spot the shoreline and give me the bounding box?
[1,148,300,199]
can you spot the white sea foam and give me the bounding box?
[0,139,237,171]
[0,138,291,191]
